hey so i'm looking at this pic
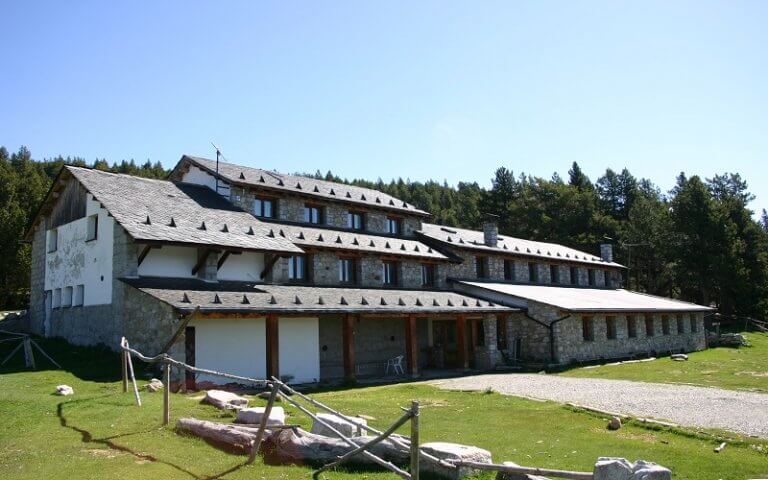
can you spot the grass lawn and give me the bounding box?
[0,336,766,480]
[559,331,768,393]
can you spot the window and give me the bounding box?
[528,262,538,283]
[606,316,617,340]
[676,314,685,334]
[347,211,364,231]
[339,258,356,284]
[86,215,98,241]
[304,204,323,224]
[421,264,435,287]
[62,286,73,308]
[689,313,698,333]
[570,266,578,285]
[661,315,670,335]
[476,256,489,278]
[645,315,655,337]
[582,316,594,342]
[588,269,596,286]
[254,197,275,218]
[503,260,514,280]
[47,229,58,253]
[550,265,559,284]
[73,285,84,306]
[382,261,399,285]
[386,216,401,235]
[53,288,62,308]
[288,255,308,282]
[627,315,637,338]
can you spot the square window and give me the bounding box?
[254,198,275,218]
[382,261,398,285]
[347,211,364,230]
[304,205,323,224]
[386,217,401,235]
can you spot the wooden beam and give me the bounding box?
[266,314,279,379]
[191,249,212,276]
[137,244,160,267]
[456,314,468,370]
[342,314,356,381]
[216,251,232,270]
[405,314,418,377]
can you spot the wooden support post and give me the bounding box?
[23,338,36,369]
[343,313,356,381]
[163,362,171,425]
[405,314,418,377]
[410,400,420,480]
[456,314,468,370]
[122,350,128,393]
[248,380,280,464]
[266,314,279,379]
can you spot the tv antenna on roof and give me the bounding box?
[211,142,223,195]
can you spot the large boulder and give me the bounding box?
[420,442,492,480]
[310,412,367,437]
[631,460,672,480]
[593,457,671,480]
[203,389,249,410]
[236,406,286,426]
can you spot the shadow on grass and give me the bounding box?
[56,396,248,480]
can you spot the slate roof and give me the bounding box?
[176,155,430,217]
[258,221,448,261]
[122,277,516,315]
[67,167,302,254]
[419,223,625,268]
[457,281,713,313]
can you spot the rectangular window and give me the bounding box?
[386,216,401,235]
[53,288,62,308]
[421,264,435,287]
[73,285,84,306]
[503,260,513,280]
[304,204,323,224]
[645,315,655,337]
[528,262,538,283]
[339,258,356,284]
[47,229,58,253]
[676,314,685,334]
[689,313,698,333]
[476,257,488,278]
[347,211,364,230]
[254,197,275,218]
[570,266,578,285]
[588,269,596,286]
[86,215,98,241]
[582,316,594,342]
[288,255,307,281]
[627,315,637,338]
[606,316,617,340]
[62,286,73,308]
[661,315,670,335]
[550,265,559,284]
[382,261,399,285]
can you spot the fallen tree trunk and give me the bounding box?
[262,427,410,467]
[176,418,257,453]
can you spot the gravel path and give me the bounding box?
[434,374,768,438]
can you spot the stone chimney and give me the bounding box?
[482,214,499,247]
[600,243,613,263]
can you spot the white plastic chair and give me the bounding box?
[385,355,405,376]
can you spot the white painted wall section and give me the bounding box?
[138,245,197,278]
[218,251,266,281]
[190,317,267,384]
[181,165,230,197]
[44,196,114,306]
[278,317,320,383]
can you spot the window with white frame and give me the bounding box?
[73,285,84,306]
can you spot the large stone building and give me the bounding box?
[24,155,712,384]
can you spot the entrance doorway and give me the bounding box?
[431,320,458,368]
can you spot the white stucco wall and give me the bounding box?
[279,317,320,383]
[138,246,197,278]
[44,197,114,306]
[181,164,230,197]
[191,317,267,384]
[218,252,266,281]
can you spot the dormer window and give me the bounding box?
[304,204,324,224]
[347,211,364,231]
[386,216,401,235]
[254,197,275,218]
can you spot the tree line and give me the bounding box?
[2,145,767,320]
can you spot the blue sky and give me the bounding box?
[2,1,767,212]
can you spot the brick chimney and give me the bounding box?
[600,243,613,263]
[482,214,499,247]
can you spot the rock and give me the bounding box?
[310,413,367,438]
[257,391,282,402]
[631,460,672,480]
[236,406,286,426]
[593,457,671,480]
[670,354,688,361]
[56,385,74,396]
[719,333,749,347]
[608,417,622,430]
[145,378,164,392]
[203,389,249,410]
[496,461,551,479]
[420,442,492,480]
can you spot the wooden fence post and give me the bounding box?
[163,361,171,425]
[248,380,280,464]
[121,350,128,393]
[410,400,420,480]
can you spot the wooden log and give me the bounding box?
[449,460,593,480]
[121,348,128,393]
[23,338,35,369]
[565,402,630,419]
[124,341,142,407]
[176,418,255,453]
[248,381,280,464]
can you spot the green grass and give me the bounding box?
[0,336,766,480]
[560,331,768,392]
